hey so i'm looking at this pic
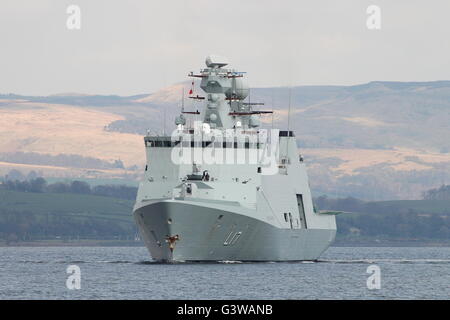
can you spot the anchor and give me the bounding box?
[165,234,180,253]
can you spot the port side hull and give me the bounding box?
[133,201,336,262]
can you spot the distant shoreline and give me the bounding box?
[1,239,449,248]
[333,238,450,247]
[0,240,144,247]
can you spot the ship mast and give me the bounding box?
[179,55,273,130]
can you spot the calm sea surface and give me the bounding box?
[0,246,449,300]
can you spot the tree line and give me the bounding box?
[0,152,125,169]
[0,208,136,244]
[423,185,450,200]
[1,177,138,200]
[314,195,450,240]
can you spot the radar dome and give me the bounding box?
[225,78,249,100]
[249,115,260,128]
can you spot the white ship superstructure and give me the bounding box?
[133,55,336,261]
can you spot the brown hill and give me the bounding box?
[1,81,449,199]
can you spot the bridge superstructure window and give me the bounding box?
[145,137,264,149]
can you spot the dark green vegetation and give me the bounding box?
[0,179,136,244]
[1,177,449,245]
[2,177,137,200]
[423,185,450,200]
[315,195,450,242]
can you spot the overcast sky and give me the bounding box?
[1,0,449,96]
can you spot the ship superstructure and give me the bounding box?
[133,55,336,261]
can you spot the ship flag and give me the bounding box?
[189,80,194,95]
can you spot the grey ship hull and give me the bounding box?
[134,200,336,262]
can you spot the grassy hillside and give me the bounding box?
[0,189,133,222]
[1,80,450,200]
[253,81,450,152]
[0,185,449,244]
[0,189,135,242]
[315,197,450,242]
[367,200,450,215]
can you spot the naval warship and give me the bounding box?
[133,55,336,261]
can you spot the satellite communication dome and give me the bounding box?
[249,114,260,128]
[225,78,249,100]
[209,113,217,122]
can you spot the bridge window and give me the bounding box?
[202,141,212,147]
[144,139,264,149]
